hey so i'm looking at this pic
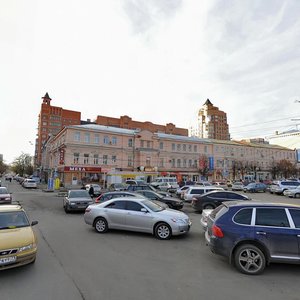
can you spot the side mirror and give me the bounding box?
[141,208,148,213]
[31,221,38,226]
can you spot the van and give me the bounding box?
[150,177,178,189]
[184,186,224,202]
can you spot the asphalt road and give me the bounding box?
[1,180,300,300]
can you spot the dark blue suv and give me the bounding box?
[205,201,300,275]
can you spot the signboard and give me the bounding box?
[64,166,102,172]
[59,148,65,165]
[208,157,214,171]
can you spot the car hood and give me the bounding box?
[162,196,182,203]
[156,208,188,219]
[0,227,36,249]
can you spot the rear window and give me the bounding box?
[191,189,204,194]
[210,204,228,220]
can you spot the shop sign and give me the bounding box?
[64,166,102,172]
[59,149,65,165]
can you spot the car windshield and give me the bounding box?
[0,188,9,194]
[69,190,90,198]
[141,199,165,212]
[0,211,30,229]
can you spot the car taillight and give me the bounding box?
[212,225,224,238]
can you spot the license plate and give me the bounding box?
[0,256,17,265]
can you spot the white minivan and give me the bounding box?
[184,186,224,202]
[150,177,179,191]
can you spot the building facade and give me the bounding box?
[42,124,296,186]
[195,99,230,140]
[35,93,81,167]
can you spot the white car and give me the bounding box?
[184,186,224,202]
[200,209,213,231]
[284,186,300,198]
[22,179,37,189]
[231,182,244,191]
[84,197,191,239]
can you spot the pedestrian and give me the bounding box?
[89,185,94,197]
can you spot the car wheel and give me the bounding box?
[64,204,70,213]
[154,222,172,240]
[234,244,266,275]
[203,204,215,210]
[295,193,300,198]
[94,217,108,233]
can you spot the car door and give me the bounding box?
[103,200,127,229]
[207,192,228,207]
[125,201,154,233]
[254,208,300,259]
[288,209,300,257]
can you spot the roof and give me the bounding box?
[42,92,51,100]
[0,205,23,212]
[223,200,300,209]
[67,124,137,135]
[156,132,211,143]
[204,98,213,105]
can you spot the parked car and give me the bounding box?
[212,182,228,190]
[125,179,145,185]
[191,190,250,212]
[0,204,38,270]
[205,201,300,275]
[243,182,266,193]
[108,183,127,191]
[85,184,102,197]
[22,179,37,189]
[269,180,300,195]
[127,184,170,197]
[200,209,213,231]
[63,189,93,213]
[231,181,244,191]
[150,177,178,191]
[284,185,300,198]
[94,191,168,208]
[0,187,12,205]
[184,186,224,202]
[135,190,184,210]
[176,185,193,199]
[84,197,191,239]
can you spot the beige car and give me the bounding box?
[0,205,38,270]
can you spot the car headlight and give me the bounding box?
[171,218,186,224]
[19,244,33,252]
[4,197,11,200]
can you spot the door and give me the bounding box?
[125,201,154,233]
[254,208,299,259]
[103,200,127,229]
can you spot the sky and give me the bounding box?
[1,0,300,164]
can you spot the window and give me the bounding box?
[177,159,181,167]
[183,144,186,151]
[255,208,289,227]
[159,158,164,167]
[140,140,144,148]
[171,159,175,168]
[204,145,207,153]
[126,201,143,212]
[112,155,117,163]
[194,160,198,167]
[128,138,133,147]
[188,159,192,167]
[112,137,117,145]
[103,155,108,165]
[194,145,197,152]
[105,201,126,210]
[183,159,187,168]
[84,154,89,164]
[74,132,80,142]
[159,142,164,150]
[146,157,151,167]
[188,145,192,152]
[289,209,300,228]
[177,144,181,151]
[73,153,79,164]
[234,209,252,225]
[227,193,247,200]
[172,143,175,151]
[94,134,100,144]
[84,133,90,143]
[93,154,99,165]
[128,156,133,167]
[147,141,151,148]
[104,136,109,144]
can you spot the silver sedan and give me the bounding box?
[84,197,191,239]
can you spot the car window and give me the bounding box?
[234,208,252,225]
[289,209,300,228]
[255,208,289,227]
[0,188,9,194]
[191,189,204,194]
[102,194,113,201]
[126,201,143,212]
[69,190,90,198]
[227,193,247,200]
[209,192,227,199]
[0,211,30,229]
[105,200,126,210]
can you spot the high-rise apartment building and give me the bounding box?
[35,93,81,166]
[196,99,230,140]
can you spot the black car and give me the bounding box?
[136,190,184,210]
[206,201,300,275]
[127,184,170,197]
[191,191,250,212]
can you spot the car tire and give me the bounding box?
[154,222,172,240]
[64,204,70,213]
[203,204,215,210]
[94,217,108,233]
[234,244,266,275]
